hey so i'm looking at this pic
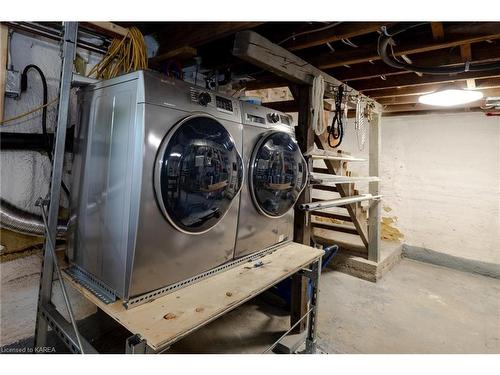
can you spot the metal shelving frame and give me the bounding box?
[32,21,322,354]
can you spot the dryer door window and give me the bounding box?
[154,115,243,234]
[250,131,307,218]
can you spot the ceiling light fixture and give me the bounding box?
[418,89,484,107]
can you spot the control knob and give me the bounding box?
[268,112,280,123]
[198,92,212,106]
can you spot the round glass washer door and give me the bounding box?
[154,115,243,234]
[250,131,308,218]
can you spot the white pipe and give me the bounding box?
[300,194,382,211]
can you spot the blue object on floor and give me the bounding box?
[270,245,339,307]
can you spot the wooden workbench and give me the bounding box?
[63,242,324,352]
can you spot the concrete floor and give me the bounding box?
[318,259,500,353]
[168,258,500,354]
[2,257,499,353]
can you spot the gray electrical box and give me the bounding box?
[5,68,21,98]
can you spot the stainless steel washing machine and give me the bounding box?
[234,102,308,258]
[69,71,244,303]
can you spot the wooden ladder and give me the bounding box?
[309,132,370,258]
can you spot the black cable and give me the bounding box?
[21,64,51,158]
[328,85,345,148]
[21,64,70,199]
[378,22,500,75]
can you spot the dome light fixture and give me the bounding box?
[418,89,484,107]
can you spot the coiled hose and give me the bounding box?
[0,198,67,238]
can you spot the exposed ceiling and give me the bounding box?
[104,22,500,114]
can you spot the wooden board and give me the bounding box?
[0,23,8,122]
[149,46,197,65]
[232,30,382,112]
[63,242,324,351]
[82,22,129,38]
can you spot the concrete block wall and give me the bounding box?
[1,30,101,347]
[1,31,101,213]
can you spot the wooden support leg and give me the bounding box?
[368,112,382,262]
[291,85,314,333]
[0,24,9,122]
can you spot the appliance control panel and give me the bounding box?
[189,87,234,114]
[215,95,234,112]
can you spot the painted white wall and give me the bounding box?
[320,111,500,265]
[380,112,500,264]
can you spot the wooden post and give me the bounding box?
[368,112,381,262]
[291,85,314,333]
[0,23,8,122]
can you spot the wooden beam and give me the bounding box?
[430,22,445,41]
[460,43,472,62]
[311,221,359,236]
[368,113,381,262]
[233,30,381,111]
[366,77,500,98]
[149,46,197,66]
[376,87,500,105]
[312,22,500,69]
[263,98,333,113]
[310,210,351,222]
[156,22,262,55]
[263,99,298,113]
[0,23,8,122]
[291,85,314,334]
[82,22,129,38]
[353,69,500,92]
[382,101,484,113]
[283,22,388,51]
[382,107,484,117]
[312,185,339,194]
[242,76,290,91]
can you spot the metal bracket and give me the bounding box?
[65,265,117,304]
[39,303,97,354]
[125,334,159,354]
[305,260,321,354]
[125,241,287,308]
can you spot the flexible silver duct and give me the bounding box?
[0,198,67,238]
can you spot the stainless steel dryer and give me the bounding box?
[235,102,307,258]
[69,71,244,303]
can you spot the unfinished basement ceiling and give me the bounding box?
[114,21,500,115]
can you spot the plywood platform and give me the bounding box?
[63,242,324,351]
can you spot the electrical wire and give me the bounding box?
[328,85,345,148]
[0,97,59,125]
[21,65,51,158]
[277,22,342,45]
[378,22,500,74]
[87,27,147,80]
[311,75,326,135]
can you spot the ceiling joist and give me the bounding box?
[155,22,263,55]
[353,69,500,92]
[430,22,445,41]
[282,22,388,51]
[312,22,500,69]
[365,76,500,98]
